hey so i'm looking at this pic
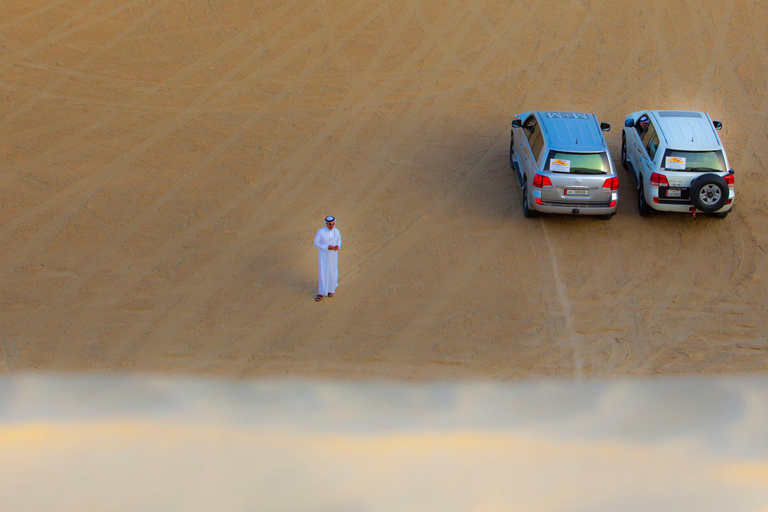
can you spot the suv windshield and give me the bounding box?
[544,151,609,174]
[662,149,726,172]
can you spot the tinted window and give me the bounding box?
[523,115,544,161]
[642,124,660,160]
[647,134,660,160]
[647,132,660,160]
[544,151,610,174]
[523,115,538,142]
[661,149,726,172]
[530,129,544,160]
[641,123,654,147]
[636,114,650,138]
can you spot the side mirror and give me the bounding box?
[600,122,611,132]
[729,169,734,174]
[624,118,634,128]
[713,120,722,130]
[511,119,522,128]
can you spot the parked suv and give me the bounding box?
[621,110,734,218]
[510,111,618,218]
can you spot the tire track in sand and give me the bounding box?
[0,0,309,190]
[281,134,510,379]
[116,0,497,367]
[0,0,337,279]
[99,0,492,364]
[4,2,332,356]
[0,0,170,118]
[0,0,69,34]
[0,329,29,373]
[228,1,618,377]
[23,0,405,363]
[0,0,151,102]
[221,1,533,376]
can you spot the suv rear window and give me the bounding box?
[661,149,726,172]
[544,151,609,174]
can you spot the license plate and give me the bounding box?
[565,189,589,196]
[666,188,682,198]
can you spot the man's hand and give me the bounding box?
[333,245,339,251]
[328,245,334,250]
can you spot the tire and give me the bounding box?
[621,134,628,170]
[522,180,537,218]
[509,137,514,168]
[600,212,615,220]
[638,182,653,217]
[712,210,730,219]
[690,174,728,213]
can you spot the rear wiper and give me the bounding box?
[686,167,721,172]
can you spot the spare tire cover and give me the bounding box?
[689,174,728,213]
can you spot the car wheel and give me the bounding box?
[621,134,628,170]
[690,174,728,213]
[522,180,537,218]
[600,212,615,220]
[638,183,652,217]
[509,138,514,169]
[712,210,730,219]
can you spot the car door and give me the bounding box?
[511,119,526,184]
[520,114,543,183]
[627,113,651,182]
[640,121,660,181]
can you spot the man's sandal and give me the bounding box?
[327,293,334,297]
[315,295,323,302]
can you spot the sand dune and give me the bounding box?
[1,0,767,378]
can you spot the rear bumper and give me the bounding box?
[533,203,617,215]
[648,189,735,213]
[651,203,733,213]
[531,190,618,215]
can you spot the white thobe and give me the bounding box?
[314,226,342,295]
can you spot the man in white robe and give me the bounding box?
[313,216,342,301]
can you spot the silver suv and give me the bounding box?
[621,110,734,218]
[510,111,618,218]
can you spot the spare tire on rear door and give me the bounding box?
[690,174,728,213]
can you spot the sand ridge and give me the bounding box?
[1,0,767,378]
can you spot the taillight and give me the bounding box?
[532,174,552,188]
[724,174,734,187]
[650,172,669,187]
[609,200,616,207]
[602,177,619,190]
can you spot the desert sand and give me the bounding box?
[1,0,767,379]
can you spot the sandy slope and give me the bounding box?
[1,0,767,378]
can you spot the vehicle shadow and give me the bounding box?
[404,125,522,222]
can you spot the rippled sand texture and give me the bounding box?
[1,0,767,378]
